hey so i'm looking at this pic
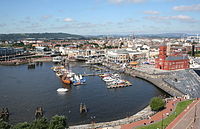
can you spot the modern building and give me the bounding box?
[106,48,142,63]
[155,45,189,70]
[0,47,24,56]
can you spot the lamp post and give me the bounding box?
[4,49,6,61]
[91,116,96,129]
[194,104,197,123]
[161,113,164,129]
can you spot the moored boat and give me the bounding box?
[72,74,86,86]
[51,66,65,72]
[57,88,68,92]
[53,56,63,63]
[61,75,71,84]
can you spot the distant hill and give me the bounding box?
[89,33,190,39]
[136,33,188,38]
[0,33,86,40]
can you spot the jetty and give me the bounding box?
[107,83,131,89]
[82,73,110,76]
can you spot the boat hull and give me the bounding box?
[61,76,71,84]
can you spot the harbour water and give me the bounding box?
[0,62,166,125]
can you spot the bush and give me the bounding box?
[0,119,11,129]
[49,115,67,129]
[0,115,68,129]
[29,117,49,129]
[150,97,165,111]
[12,122,30,129]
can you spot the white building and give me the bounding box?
[106,48,142,63]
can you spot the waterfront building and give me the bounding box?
[60,48,105,59]
[106,48,142,63]
[0,47,24,56]
[155,45,189,70]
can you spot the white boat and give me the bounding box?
[67,71,75,78]
[103,77,115,82]
[53,56,63,63]
[79,74,83,80]
[57,88,68,92]
[74,75,80,81]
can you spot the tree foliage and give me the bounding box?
[49,115,67,129]
[12,43,25,47]
[11,122,30,129]
[29,117,49,129]
[150,97,165,111]
[0,119,11,129]
[0,115,68,129]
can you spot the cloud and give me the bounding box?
[173,4,200,11]
[171,15,196,22]
[63,18,73,22]
[145,15,197,23]
[117,18,137,25]
[144,10,160,15]
[0,24,6,27]
[42,15,52,19]
[108,0,146,4]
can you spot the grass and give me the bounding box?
[136,99,193,129]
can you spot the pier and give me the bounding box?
[107,84,131,89]
[82,73,110,76]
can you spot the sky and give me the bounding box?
[0,0,200,35]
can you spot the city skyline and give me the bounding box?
[0,0,200,35]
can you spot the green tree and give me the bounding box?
[29,118,48,129]
[12,42,25,47]
[49,115,67,129]
[12,122,30,129]
[0,119,11,129]
[150,97,165,111]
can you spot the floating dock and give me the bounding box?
[107,81,132,89]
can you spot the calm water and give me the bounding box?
[0,62,166,125]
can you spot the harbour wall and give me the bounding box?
[0,57,52,66]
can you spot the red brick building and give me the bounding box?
[155,45,189,70]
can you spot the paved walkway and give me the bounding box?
[120,97,183,129]
[166,99,200,129]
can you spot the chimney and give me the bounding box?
[192,45,195,57]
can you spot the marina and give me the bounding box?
[0,62,166,125]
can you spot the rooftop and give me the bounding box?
[166,56,188,61]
